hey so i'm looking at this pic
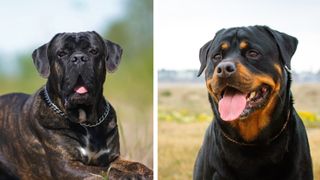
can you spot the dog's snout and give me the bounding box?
[71,53,88,64]
[216,62,236,78]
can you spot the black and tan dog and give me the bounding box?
[0,32,152,179]
[194,26,313,179]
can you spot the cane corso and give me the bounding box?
[194,26,313,180]
[0,31,152,179]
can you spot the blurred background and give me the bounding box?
[0,0,153,168]
[156,0,320,179]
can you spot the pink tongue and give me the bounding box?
[74,86,88,94]
[218,89,247,121]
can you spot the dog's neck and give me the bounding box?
[44,83,108,127]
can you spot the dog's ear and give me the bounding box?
[91,31,123,72]
[263,26,298,70]
[32,33,61,78]
[32,43,50,78]
[198,29,225,77]
[198,40,212,77]
[104,40,123,73]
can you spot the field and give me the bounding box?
[158,83,320,180]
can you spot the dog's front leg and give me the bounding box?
[108,158,153,180]
[46,156,109,179]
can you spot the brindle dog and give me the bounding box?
[0,31,152,180]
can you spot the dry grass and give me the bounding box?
[158,83,211,115]
[158,122,209,180]
[112,99,153,168]
[308,129,320,179]
[291,83,320,114]
[158,83,320,179]
[159,121,320,180]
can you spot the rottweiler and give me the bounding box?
[193,26,313,180]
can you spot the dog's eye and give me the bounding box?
[89,49,98,55]
[57,51,67,58]
[246,50,260,59]
[213,53,222,60]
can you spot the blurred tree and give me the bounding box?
[0,64,3,78]
[0,55,6,78]
[102,0,153,167]
[14,55,45,93]
[18,55,36,78]
[103,0,153,108]
[105,0,152,58]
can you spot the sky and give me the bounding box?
[155,0,320,73]
[1,0,320,73]
[0,0,125,73]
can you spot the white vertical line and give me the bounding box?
[153,0,158,179]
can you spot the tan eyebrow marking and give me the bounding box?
[221,42,229,50]
[239,41,248,49]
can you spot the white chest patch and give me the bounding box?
[77,133,110,163]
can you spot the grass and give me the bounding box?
[158,122,209,179]
[158,83,320,179]
[159,121,320,180]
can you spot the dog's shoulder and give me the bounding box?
[0,93,31,126]
[0,93,30,106]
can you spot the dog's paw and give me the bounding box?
[83,173,104,180]
[108,168,152,180]
[108,159,153,180]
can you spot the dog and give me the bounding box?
[193,26,313,180]
[0,31,152,179]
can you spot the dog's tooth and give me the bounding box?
[78,109,87,123]
[249,91,256,99]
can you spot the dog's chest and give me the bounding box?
[77,130,110,165]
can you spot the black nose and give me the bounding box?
[71,53,88,64]
[216,62,236,78]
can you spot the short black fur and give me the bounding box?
[194,26,313,180]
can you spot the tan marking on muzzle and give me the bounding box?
[228,64,281,141]
[206,78,219,102]
[274,64,282,76]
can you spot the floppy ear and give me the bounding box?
[197,40,212,76]
[197,29,225,77]
[32,43,50,78]
[104,40,123,73]
[263,26,298,70]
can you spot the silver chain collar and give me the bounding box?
[42,86,110,128]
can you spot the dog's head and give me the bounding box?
[198,26,297,141]
[32,31,122,123]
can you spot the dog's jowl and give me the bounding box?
[0,32,152,179]
[194,26,313,180]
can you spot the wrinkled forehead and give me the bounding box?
[50,32,103,50]
[213,27,277,50]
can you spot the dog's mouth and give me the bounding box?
[63,76,97,123]
[73,76,89,95]
[218,84,271,121]
[64,75,93,108]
